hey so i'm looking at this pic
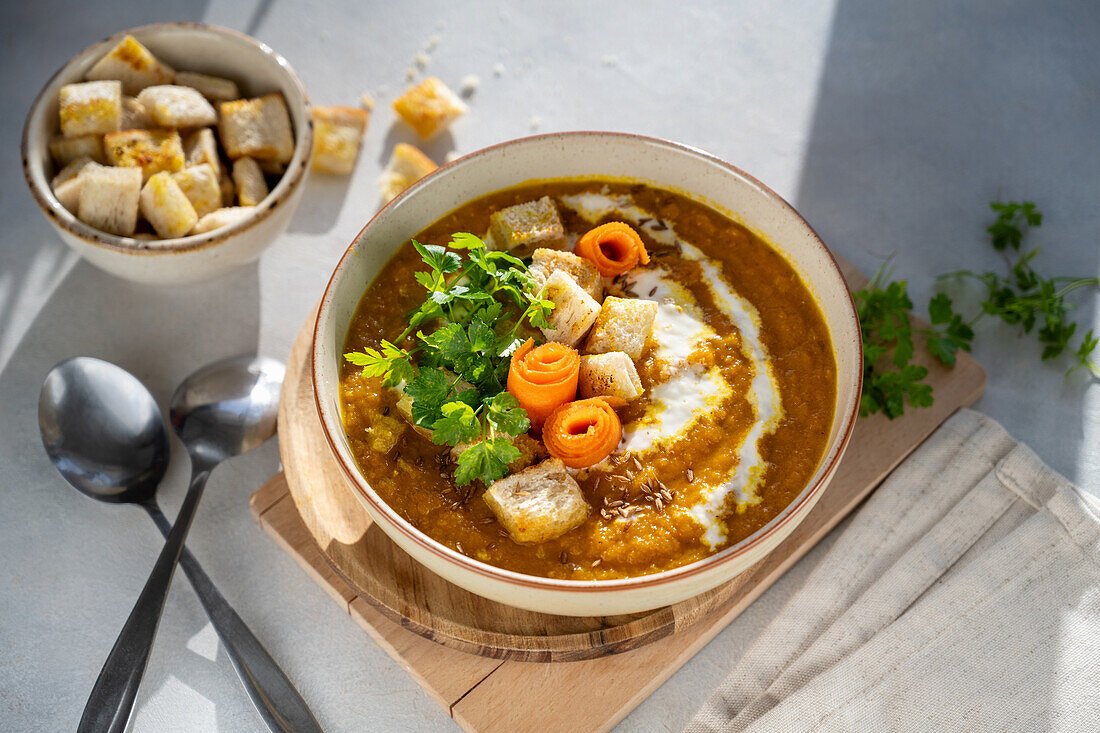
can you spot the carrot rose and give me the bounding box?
[575,222,650,277]
[542,398,623,468]
[507,339,580,428]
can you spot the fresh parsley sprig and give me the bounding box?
[344,233,552,486]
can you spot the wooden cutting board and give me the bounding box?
[249,255,986,731]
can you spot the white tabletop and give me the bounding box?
[2,2,1097,731]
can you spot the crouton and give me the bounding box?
[49,134,106,166]
[232,157,269,206]
[52,158,99,213]
[392,77,467,139]
[59,80,122,137]
[453,433,547,475]
[173,71,240,102]
[583,297,658,361]
[120,96,152,129]
[578,352,644,404]
[487,197,568,258]
[136,85,217,128]
[183,128,222,178]
[84,34,174,94]
[529,248,603,301]
[540,269,601,346]
[379,143,437,202]
[172,164,222,218]
[311,106,369,175]
[140,172,198,238]
[77,166,141,235]
[482,459,589,544]
[363,412,406,455]
[104,128,185,181]
[191,206,252,235]
[218,93,295,163]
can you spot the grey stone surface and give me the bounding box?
[1,1,1096,731]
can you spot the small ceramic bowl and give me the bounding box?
[21,23,312,285]
[313,132,862,616]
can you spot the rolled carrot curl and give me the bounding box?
[575,222,650,277]
[507,339,580,428]
[542,398,623,469]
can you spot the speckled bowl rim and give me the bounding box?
[20,22,313,256]
[313,131,863,593]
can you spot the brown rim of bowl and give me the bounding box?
[312,131,863,593]
[20,22,313,256]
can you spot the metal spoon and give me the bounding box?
[39,356,320,733]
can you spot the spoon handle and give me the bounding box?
[79,467,210,733]
[144,504,322,733]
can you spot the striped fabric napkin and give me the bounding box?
[687,409,1100,732]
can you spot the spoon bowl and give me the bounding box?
[39,357,168,504]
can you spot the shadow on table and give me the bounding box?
[791,0,1099,727]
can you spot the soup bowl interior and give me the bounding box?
[313,132,861,616]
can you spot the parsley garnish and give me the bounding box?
[344,233,551,486]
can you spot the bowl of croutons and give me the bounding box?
[21,23,313,284]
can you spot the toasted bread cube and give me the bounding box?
[77,166,141,235]
[120,96,153,129]
[540,270,601,346]
[488,197,567,258]
[136,85,217,128]
[453,433,546,475]
[104,128,185,181]
[52,159,99,213]
[379,143,437,202]
[393,77,467,139]
[59,80,122,137]
[183,128,222,178]
[191,206,252,235]
[311,106,369,175]
[49,134,106,166]
[84,35,174,94]
[173,71,240,102]
[530,248,603,301]
[218,93,295,163]
[172,164,222,218]
[584,297,658,361]
[140,171,198,238]
[579,352,644,404]
[232,157,269,206]
[483,459,588,544]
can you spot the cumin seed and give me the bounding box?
[655,498,664,511]
[592,559,602,567]
[631,457,642,471]
[687,468,695,482]
[651,221,668,231]
[648,286,657,297]
[560,551,568,564]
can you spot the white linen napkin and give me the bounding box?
[687,409,1099,732]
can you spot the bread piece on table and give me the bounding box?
[392,77,467,139]
[172,164,222,218]
[232,157,269,206]
[311,105,369,175]
[540,269,601,347]
[136,85,217,128]
[104,128,185,181]
[483,459,589,544]
[529,247,603,301]
[453,433,546,475]
[190,206,252,235]
[52,158,99,213]
[77,166,141,235]
[173,71,240,102]
[379,143,437,202]
[583,296,658,361]
[59,80,122,137]
[49,134,106,166]
[120,96,153,129]
[487,196,567,258]
[84,34,174,94]
[579,352,644,404]
[140,171,198,239]
[183,128,222,178]
[218,93,295,163]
